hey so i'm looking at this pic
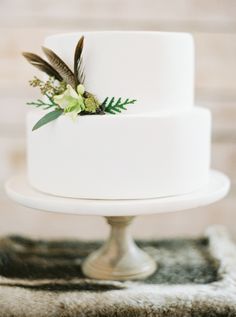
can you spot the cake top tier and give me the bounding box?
[45,31,194,114]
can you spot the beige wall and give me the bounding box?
[0,0,235,240]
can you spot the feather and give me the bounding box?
[78,60,85,84]
[22,52,63,81]
[74,36,84,85]
[42,47,75,88]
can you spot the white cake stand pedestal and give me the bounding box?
[5,170,230,281]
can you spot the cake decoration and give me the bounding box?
[23,35,137,131]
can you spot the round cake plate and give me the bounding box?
[5,170,230,281]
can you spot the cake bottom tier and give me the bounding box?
[27,108,211,199]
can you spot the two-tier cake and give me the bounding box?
[25,31,211,199]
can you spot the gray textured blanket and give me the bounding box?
[0,226,236,316]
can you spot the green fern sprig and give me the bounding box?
[27,99,53,110]
[102,97,137,114]
[27,94,59,110]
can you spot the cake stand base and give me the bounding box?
[5,171,230,281]
[82,216,156,280]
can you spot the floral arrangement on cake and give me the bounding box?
[23,36,137,130]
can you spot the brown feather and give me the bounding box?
[42,47,75,87]
[22,52,63,81]
[74,36,84,85]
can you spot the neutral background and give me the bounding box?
[0,0,235,240]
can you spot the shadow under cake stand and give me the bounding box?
[5,170,230,281]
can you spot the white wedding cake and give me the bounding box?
[25,31,211,199]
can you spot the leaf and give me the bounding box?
[27,94,58,110]
[27,99,55,110]
[74,36,85,86]
[22,52,63,81]
[42,46,75,88]
[103,97,137,114]
[32,109,63,131]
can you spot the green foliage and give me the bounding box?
[29,76,67,97]
[103,97,137,114]
[27,94,58,110]
[32,109,63,131]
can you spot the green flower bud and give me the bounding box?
[77,84,85,96]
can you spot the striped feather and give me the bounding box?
[74,36,85,85]
[22,52,63,81]
[42,47,75,88]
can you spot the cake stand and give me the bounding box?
[5,170,230,281]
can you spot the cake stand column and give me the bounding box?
[82,216,157,280]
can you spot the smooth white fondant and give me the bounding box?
[5,171,230,216]
[44,31,194,114]
[27,108,211,199]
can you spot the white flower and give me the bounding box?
[53,84,86,119]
